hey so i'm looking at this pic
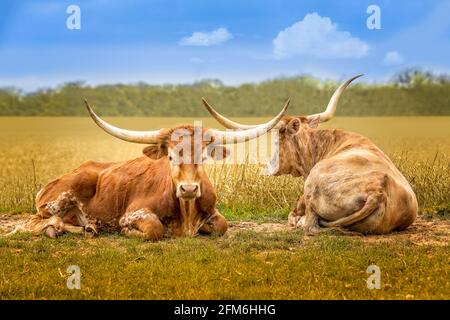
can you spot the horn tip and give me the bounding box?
[83,99,95,116]
[285,97,291,107]
[345,74,364,86]
[201,97,213,109]
[83,99,91,110]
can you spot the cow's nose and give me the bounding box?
[178,183,200,199]
[181,184,198,193]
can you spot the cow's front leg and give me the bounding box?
[288,195,306,227]
[119,209,164,241]
[198,209,228,236]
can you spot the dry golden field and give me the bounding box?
[0,116,448,216]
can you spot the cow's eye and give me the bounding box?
[168,156,173,161]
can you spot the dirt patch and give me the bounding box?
[1,213,449,246]
[0,213,29,234]
[228,218,450,246]
[228,221,293,233]
[358,218,450,246]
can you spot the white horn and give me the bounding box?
[201,98,257,130]
[307,74,363,123]
[84,99,162,144]
[207,98,289,144]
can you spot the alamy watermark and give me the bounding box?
[367,264,381,289]
[367,5,381,30]
[66,5,81,30]
[67,265,81,290]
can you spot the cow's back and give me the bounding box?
[36,160,116,208]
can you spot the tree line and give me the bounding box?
[1,69,449,117]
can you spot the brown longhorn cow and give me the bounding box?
[202,75,418,235]
[10,99,289,240]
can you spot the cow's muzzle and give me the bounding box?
[261,153,279,176]
[177,182,201,200]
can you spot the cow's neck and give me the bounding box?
[178,199,201,236]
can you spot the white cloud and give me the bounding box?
[382,51,404,66]
[179,27,233,46]
[273,13,369,59]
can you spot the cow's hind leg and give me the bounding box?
[6,214,84,238]
[44,216,85,238]
[20,191,94,238]
[49,192,98,236]
[119,209,164,241]
[301,200,364,236]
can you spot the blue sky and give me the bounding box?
[0,0,449,91]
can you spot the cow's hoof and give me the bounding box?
[304,226,320,236]
[296,216,306,228]
[45,226,58,239]
[84,224,98,238]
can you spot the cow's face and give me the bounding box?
[263,116,319,176]
[143,126,229,200]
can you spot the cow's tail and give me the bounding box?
[2,215,59,237]
[319,191,385,228]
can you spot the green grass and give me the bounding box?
[0,230,448,299]
[219,205,291,223]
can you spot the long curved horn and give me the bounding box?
[206,98,289,144]
[84,99,162,144]
[307,74,363,123]
[202,98,257,130]
[204,74,363,128]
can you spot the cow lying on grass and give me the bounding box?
[8,99,289,240]
[203,75,418,235]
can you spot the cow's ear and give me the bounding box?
[208,145,230,161]
[307,116,320,129]
[286,118,301,135]
[143,144,168,159]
